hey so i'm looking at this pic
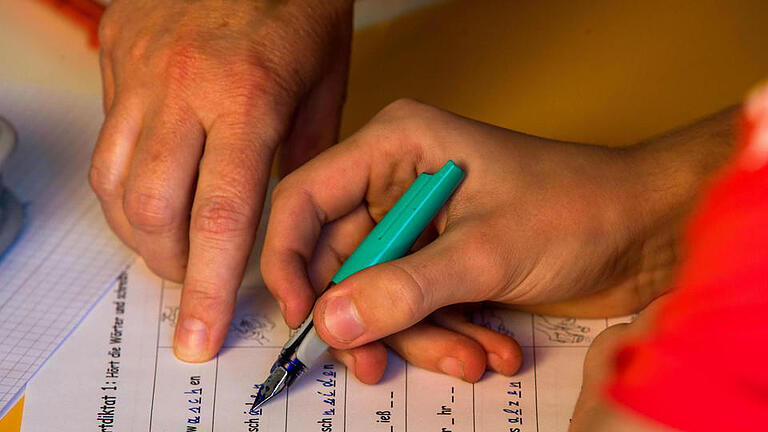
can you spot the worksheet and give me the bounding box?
[21,258,632,431]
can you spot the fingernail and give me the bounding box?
[174,317,208,361]
[438,357,465,380]
[323,296,365,342]
[488,353,504,374]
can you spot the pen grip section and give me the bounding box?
[295,326,329,367]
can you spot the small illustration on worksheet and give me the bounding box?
[534,316,592,345]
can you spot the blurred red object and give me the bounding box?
[608,82,768,431]
[39,0,105,48]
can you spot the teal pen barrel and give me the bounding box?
[331,160,465,283]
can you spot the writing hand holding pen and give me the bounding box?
[261,99,733,384]
[253,159,466,408]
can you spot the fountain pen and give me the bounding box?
[251,160,465,411]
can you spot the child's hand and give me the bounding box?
[261,99,727,383]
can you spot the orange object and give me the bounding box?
[0,397,23,432]
[38,0,105,48]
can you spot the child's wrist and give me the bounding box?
[626,107,736,230]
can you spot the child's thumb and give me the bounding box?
[312,230,492,349]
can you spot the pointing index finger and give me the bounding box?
[173,117,275,362]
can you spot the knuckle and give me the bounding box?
[269,179,318,220]
[123,188,178,233]
[183,279,231,315]
[127,33,153,63]
[156,41,204,84]
[239,40,304,96]
[235,66,284,96]
[122,37,206,87]
[88,163,122,201]
[364,101,432,161]
[379,98,425,118]
[157,46,290,124]
[374,98,438,131]
[163,42,279,88]
[193,194,252,237]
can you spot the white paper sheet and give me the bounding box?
[22,250,631,431]
[0,85,134,415]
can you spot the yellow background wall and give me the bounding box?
[342,0,768,145]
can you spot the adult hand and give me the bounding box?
[261,99,733,383]
[88,0,353,362]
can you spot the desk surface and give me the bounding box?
[2,0,768,429]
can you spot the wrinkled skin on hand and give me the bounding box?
[89,0,353,362]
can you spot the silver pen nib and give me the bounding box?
[251,316,315,412]
[250,365,290,412]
